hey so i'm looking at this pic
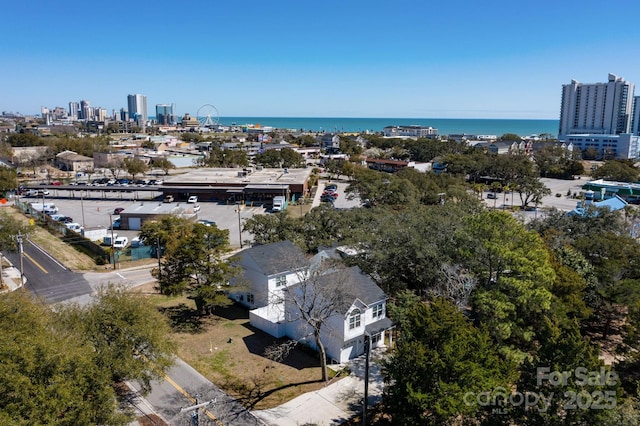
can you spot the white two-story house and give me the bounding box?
[230,240,308,309]
[235,241,393,363]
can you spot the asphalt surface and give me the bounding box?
[3,237,93,303]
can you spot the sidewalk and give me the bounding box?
[251,347,387,426]
[0,254,24,292]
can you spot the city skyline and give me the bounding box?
[3,0,640,119]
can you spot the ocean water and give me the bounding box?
[217,117,560,138]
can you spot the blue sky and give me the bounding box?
[2,0,640,119]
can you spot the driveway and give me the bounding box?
[252,348,386,426]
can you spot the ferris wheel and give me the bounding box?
[197,104,220,127]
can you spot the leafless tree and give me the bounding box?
[428,263,477,310]
[272,261,355,382]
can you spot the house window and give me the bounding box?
[372,302,384,319]
[349,309,361,330]
[275,275,287,287]
[247,293,254,304]
[372,333,382,344]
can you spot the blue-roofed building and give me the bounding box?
[567,194,628,217]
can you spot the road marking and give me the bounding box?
[27,239,68,270]
[162,373,223,425]
[24,253,48,274]
[117,273,125,280]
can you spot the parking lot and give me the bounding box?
[19,190,267,249]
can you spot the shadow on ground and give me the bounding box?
[158,303,204,333]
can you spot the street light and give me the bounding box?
[108,213,116,270]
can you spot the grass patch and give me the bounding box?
[139,282,335,409]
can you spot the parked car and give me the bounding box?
[36,189,50,196]
[113,237,129,249]
[193,204,201,212]
[111,218,121,229]
[130,237,144,248]
[113,207,125,215]
[163,195,174,203]
[196,219,216,227]
[65,223,83,232]
[51,181,63,186]
[188,195,198,203]
[487,192,497,199]
[325,184,338,191]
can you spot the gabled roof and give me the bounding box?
[311,266,386,313]
[238,240,307,276]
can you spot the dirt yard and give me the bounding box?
[133,282,344,410]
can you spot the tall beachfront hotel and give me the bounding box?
[558,73,634,140]
[127,94,148,125]
[559,74,640,160]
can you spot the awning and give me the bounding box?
[365,317,394,336]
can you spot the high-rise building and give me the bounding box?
[69,101,79,119]
[155,104,175,125]
[559,73,634,139]
[120,108,129,122]
[127,94,148,124]
[80,100,91,120]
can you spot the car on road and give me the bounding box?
[113,207,125,215]
[188,195,198,203]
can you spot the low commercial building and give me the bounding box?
[118,202,196,230]
[161,166,313,204]
[563,133,640,160]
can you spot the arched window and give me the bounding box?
[349,308,361,330]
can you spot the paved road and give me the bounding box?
[129,358,264,426]
[3,237,92,303]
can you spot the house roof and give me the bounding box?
[239,240,307,276]
[313,266,387,313]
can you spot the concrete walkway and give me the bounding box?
[252,348,387,426]
[0,254,24,293]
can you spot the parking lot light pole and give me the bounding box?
[108,213,116,270]
[236,205,243,249]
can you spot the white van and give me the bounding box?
[113,237,129,249]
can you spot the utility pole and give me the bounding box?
[180,396,215,426]
[156,236,162,280]
[16,231,25,289]
[363,333,371,426]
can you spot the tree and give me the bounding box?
[106,159,124,179]
[456,211,555,359]
[0,167,17,196]
[591,160,640,182]
[56,284,177,394]
[514,176,551,208]
[151,157,176,175]
[384,298,516,424]
[499,133,522,141]
[140,217,237,310]
[123,157,148,181]
[0,291,124,425]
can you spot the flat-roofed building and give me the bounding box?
[161,167,312,204]
[382,125,438,138]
